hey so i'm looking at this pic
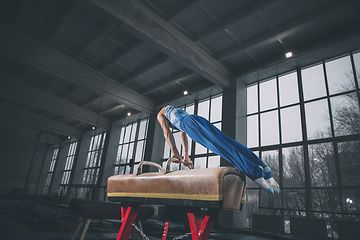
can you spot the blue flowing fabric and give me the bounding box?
[165,106,271,181]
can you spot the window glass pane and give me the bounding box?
[198,100,209,119]
[311,189,340,212]
[341,189,360,213]
[135,141,144,161]
[138,120,147,140]
[354,52,360,84]
[186,134,192,155]
[116,145,122,164]
[260,78,277,111]
[186,104,195,114]
[163,143,170,159]
[213,122,221,131]
[210,95,222,122]
[330,93,360,136]
[325,55,355,95]
[245,189,259,229]
[338,141,360,185]
[102,133,106,148]
[262,150,279,181]
[169,162,180,171]
[260,110,279,146]
[247,115,258,148]
[119,127,125,144]
[195,142,207,155]
[282,146,305,187]
[173,132,182,155]
[127,143,134,162]
[305,99,331,140]
[247,84,258,114]
[259,186,281,208]
[121,144,128,164]
[125,166,131,175]
[280,106,302,143]
[93,135,99,149]
[208,155,220,168]
[301,64,326,101]
[194,157,206,169]
[308,142,337,187]
[283,189,306,210]
[124,125,131,143]
[130,123,137,142]
[279,72,299,106]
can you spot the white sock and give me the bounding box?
[266,177,280,194]
[254,178,274,194]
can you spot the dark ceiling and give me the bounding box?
[0,0,360,144]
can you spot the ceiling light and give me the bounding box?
[286,52,293,58]
[92,126,95,130]
[68,136,71,139]
[183,90,188,95]
[127,112,131,117]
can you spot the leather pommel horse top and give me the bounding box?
[107,161,246,210]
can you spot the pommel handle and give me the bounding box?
[136,161,162,175]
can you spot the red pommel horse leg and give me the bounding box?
[116,203,140,240]
[116,204,218,240]
[187,208,218,240]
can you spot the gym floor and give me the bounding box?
[0,198,312,240]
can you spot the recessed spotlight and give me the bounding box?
[183,90,188,95]
[92,126,95,130]
[68,136,71,139]
[285,52,293,58]
[127,112,131,117]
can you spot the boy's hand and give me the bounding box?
[182,156,193,169]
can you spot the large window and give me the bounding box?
[162,94,223,170]
[246,51,360,235]
[59,141,78,195]
[43,147,59,195]
[115,118,149,175]
[82,132,106,186]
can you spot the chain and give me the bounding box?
[130,222,191,240]
[131,222,150,240]
[172,232,191,240]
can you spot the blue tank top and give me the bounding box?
[165,105,189,132]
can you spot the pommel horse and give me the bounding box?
[107,158,247,240]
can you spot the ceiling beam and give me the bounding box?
[195,0,280,42]
[0,101,83,139]
[123,55,169,84]
[0,21,156,114]
[89,0,231,89]
[101,40,142,71]
[143,70,194,95]
[167,0,206,21]
[0,72,111,129]
[47,0,80,43]
[218,0,354,61]
[100,103,125,115]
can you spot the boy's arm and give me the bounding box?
[157,108,181,161]
[180,131,193,168]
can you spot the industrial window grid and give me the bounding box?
[43,147,59,195]
[162,94,223,170]
[246,50,360,235]
[82,132,107,186]
[115,118,149,175]
[59,140,78,195]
